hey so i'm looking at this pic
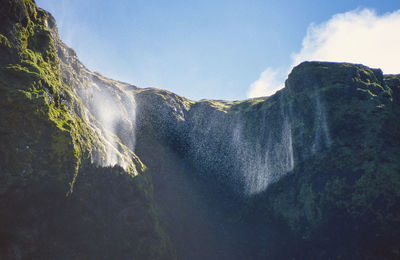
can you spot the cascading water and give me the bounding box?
[76,78,137,171]
[133,80,333,197]
[232,94,294,195]
[49,17,139,173]
[183,93,295,196]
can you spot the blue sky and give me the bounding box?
[36,0,400,100]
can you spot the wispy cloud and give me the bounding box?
[248,8,400,98]
[247,68,284,98]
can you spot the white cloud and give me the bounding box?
[247,68,284,98]
[248,8,400,98]
[293,8,400,73]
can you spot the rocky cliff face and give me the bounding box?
[0,1,171,259]
[135,62,397,197]
[1,0,400,259]
[133,62,400,258]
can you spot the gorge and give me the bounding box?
[1,1,400,259]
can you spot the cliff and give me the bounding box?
[133,62,400,258]
[1,0,400,259]
[0,1,172,258]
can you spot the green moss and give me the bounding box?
[134,87,195,109]
[0,34,11,48]
[0,1,174,258]
[0,0,115,193]
[195,97,268,113]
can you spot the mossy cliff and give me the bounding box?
[0,0,172,259]
[1,0,400,259]
[133,63,400,258]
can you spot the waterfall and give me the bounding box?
[240,95,294,195]
[219,94,292,195]
[76,78,137,170]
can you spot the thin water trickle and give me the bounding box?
[312,93,332,153]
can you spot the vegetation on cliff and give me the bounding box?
[134,62,400,259]
[0,1,172,258]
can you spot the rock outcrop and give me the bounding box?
[0,1,172,258]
